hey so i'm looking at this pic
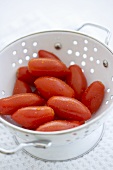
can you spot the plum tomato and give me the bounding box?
[36,120,84,132]
[13,79,32,94]
[0,93,45,115]
[38,50,61,60]
[66,64,87,100]
[47,96,91,121]
[81,81,105,114]
[28,58,70,78]
[16,66,36,85]
[12,106,54,129]
[34,76,75,100]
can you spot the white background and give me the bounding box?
[0,0,113,49]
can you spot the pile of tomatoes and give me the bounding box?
[0,50,105,132]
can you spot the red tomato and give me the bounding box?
[16,66,36,85]
[12,106,54,129]
[13,79,32,94]
[47,96,91,121]
[66,64,87,100]
[28,58,70,78]
[81,81,105,114]
[0,93,45,115]
[38,50,61,60]
[34,77,75,100]
[36,120,84,132]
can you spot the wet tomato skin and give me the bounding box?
[38,50,61,60]
[28,58,70,78]
[12,106,54,129]
[34,76,75,100]
[66,64,87,100]
[81,81,105,114]
[16,66,36,85]
[47,96,91,121]
[36,120,84,132]
[13,79,32,94]
[0,93,45,115]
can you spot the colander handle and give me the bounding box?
[0,137,52,154]
[76,23,111,45]
[0,121,52,154]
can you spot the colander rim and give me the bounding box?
[0,29,113,135]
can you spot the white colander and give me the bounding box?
[0,23,112,161]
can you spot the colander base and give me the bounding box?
[14,124,104,161]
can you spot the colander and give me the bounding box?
[0,23,112,161]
